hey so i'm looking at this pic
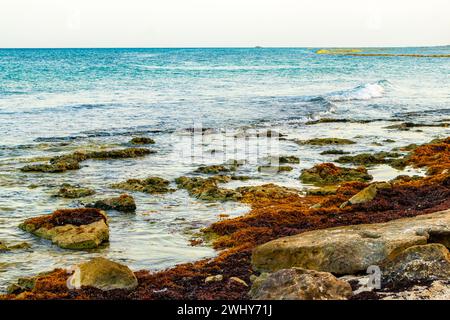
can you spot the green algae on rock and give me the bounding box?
[87,194,136,213]
[55,184,96,198]
[20,148,154,173]
[279,156,300,164]
[295,138,356,146]
[300,163,373,186]
[111,177,174,194]
[320,149,350,155]
[175,176,241,201]
[67,257,138,291]
[129,137,155,145]
[335,151,402,166]
[258,165,293,173]
[195,165,232,174]
[19,208,109,250]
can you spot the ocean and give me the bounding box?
[0,47,449,292]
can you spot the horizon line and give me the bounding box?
[0,44,449,50]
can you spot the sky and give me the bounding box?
[0,0,449,48]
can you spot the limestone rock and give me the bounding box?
[381,244,450,285]
[67,257,138,291]
[249,268,352,300]
[340,182,391,207]
[19,208,109,250]
[252,209,450,275]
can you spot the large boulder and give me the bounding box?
[252,209,450,275]
[19,208,109,249]
[67,257,138,291]
[381,244,450,285]
[250,268,352,300]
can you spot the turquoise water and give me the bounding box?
[0,47,449,292]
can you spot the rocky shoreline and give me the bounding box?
[1,133,449,300]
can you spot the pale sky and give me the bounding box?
[1,0,449,48]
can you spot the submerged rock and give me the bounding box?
[55,184,96,198]
[258,165,293,173]
[252,209,450,275]
[0,241,31,252]
[129,137,155,145]
[279,156,300,164]
[340,182,392,208]
[381,244,450,286]
[296,138,356,146]
[111,177,174,194]
[249,268,352,300]
[195,165,231,174]
[87,194,136,213]
[320,149,350,155]
[335,152,402,166]
[21,148,154,173]
[67,257,138,291]
[300,163,373,186]
[19,208,109,250]
[175,176,241,201]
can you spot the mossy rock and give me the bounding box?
[320,149,350,155]
[300,163,373,186]
[306,186,339,196]
[175,176,241,201]
[335,152,402,166]
[56,184,96,198]
[111,177,174,194]
[88,194,136,213]
[129,137,155,145]
[296,138,356,146]
[195,165,231,174]
[258,165,293,173]
[279,156,300,164]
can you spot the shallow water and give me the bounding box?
[0,47,449,292]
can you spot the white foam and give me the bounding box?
[326,81,388,102]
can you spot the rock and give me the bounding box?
[249,268,352,300]
[88,194,136,213]
[195,165,231,174]
[21,148,154,173]
[252,209,450,275]
[320,149,350,155]
[258,165,293,173]
[335,152,402,166]
[0,241,31,252]
[300,163,373,186]
[56,184,95,198]
[340,182,391,208]
[205,275,223,283]
[237,184,300,203]
[279,156,300,164]
[175,176,241,201]
[379,280,450,300]
[381,244,450,285]
[67,257,138,291]
[306,185,339,196]
[19,208,109,250]
[111,177,174,194]
[229,277,248,287]
[296,138,356,146]
[129,137,155,145]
